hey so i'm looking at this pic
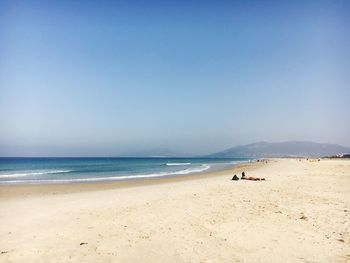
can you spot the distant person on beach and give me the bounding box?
[241,171,265,181]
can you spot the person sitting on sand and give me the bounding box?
[241,171,265,181]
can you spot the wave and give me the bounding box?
[166,162,191,166]
[171,164,210,175]
[0,170,73,179]
[0,165,210,184]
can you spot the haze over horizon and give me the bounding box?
[1,1,349,157]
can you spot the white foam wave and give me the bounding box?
[166,162,191,166]
[0,165,210,184]
[0,170,72,179]
[171,164,210,175]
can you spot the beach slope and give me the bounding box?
[0,159,349,262]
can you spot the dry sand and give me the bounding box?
[0,158,349,262]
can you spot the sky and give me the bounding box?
[0,0,349,157]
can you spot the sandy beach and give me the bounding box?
[0,158,349,262]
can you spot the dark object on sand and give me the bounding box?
[241,171,265,181]
[80,242,88,246]
[232,175,239,180]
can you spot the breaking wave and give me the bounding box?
[166,162,191,166]
[0,165,210,184]
[0,170,73,179]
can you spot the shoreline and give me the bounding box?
[0,158,253,186]
[0,161,263,199]
[1,158,348,262]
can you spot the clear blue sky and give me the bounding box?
[0,0,349,156]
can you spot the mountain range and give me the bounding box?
[207,141,350,158]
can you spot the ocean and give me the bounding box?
[0,157,250,184]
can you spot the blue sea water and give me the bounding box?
[0,157,250,184]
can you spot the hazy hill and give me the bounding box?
[208,141,350,158]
